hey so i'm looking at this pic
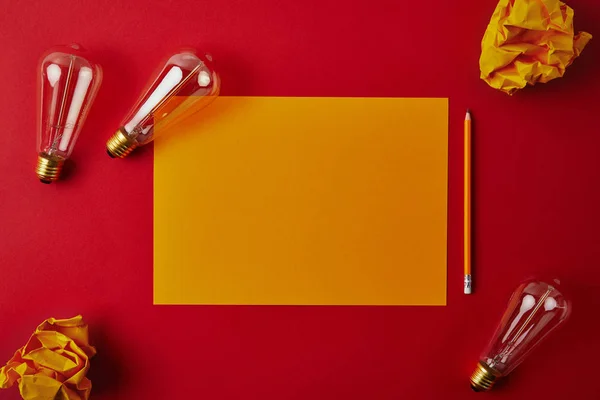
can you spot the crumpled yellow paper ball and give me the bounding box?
[480,0,592,95]
[0,316,96,400]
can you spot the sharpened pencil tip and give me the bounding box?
[465,109,471,120]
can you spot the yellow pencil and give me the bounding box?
[464,109,472,294]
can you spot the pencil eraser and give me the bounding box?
[464,274,472,295]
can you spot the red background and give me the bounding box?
[1,0,599,398]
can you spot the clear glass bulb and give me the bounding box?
[106,48,220,158]
[470,279,570,391]
[36,44,102,183]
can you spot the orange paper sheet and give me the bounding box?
[154,97,448,305]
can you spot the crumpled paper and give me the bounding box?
[480,0,592,94]
[0,316,96,400]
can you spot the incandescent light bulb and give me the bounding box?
[106,49,220,158]
[470,279,570,391]
[36,44,102,183]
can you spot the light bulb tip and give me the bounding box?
[106,148,116,158]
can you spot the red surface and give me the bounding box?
[1,0,599,398]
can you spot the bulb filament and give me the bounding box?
[133,63,202,136]
[49,56,75,155]
[489,287,554,369]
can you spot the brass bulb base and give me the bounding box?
[106,128,137,158]
[36,153,65,183]
[470,361,500,392]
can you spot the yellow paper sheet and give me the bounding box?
[154,97,448,305]
[480,0,592,95]
[0,316,95,400]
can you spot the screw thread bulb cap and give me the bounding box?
[106,128,137,158]
[470,361,500,392]
[36,153,64,183]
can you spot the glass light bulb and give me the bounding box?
[36,44,102,183]
[470,279,570,391]
[106,48,220,158]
